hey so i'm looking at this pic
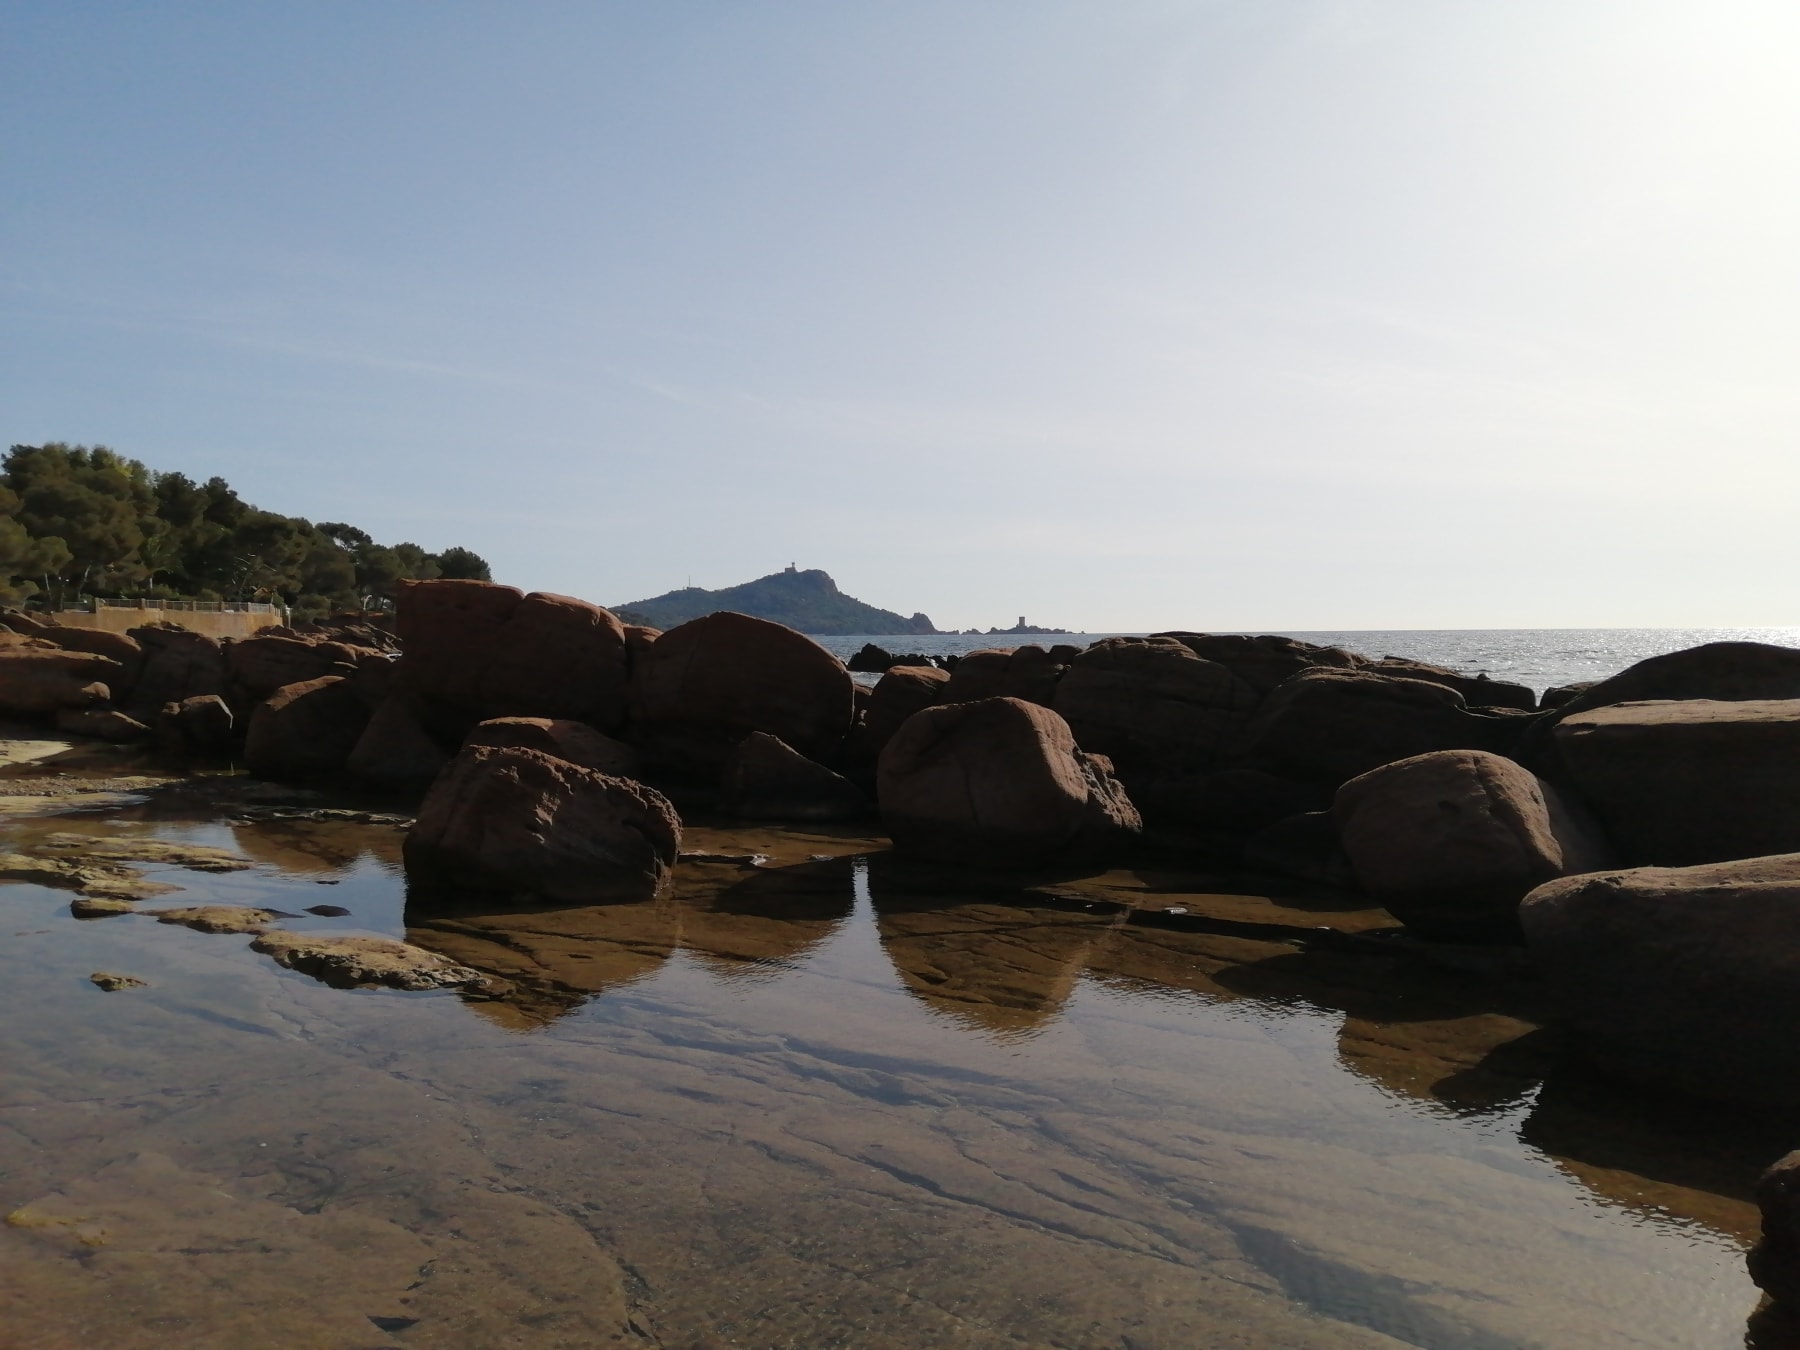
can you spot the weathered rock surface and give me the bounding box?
[347,695,449,788]
[1052,637,1259,789]
[148,905,283,934]
[938,645,1074,708]
[251,931,511,994]
[405,744,681,903]
[464,716,640,779]
[718,732,866,821]
[41,626,144,694]
[1366,659,1537,711]
[88,971,146,992]
[1334,750,1612,939]
[125,627,225,718]
[0,649,120,714]
[1554,699,1800,865]
[1520,853,1800,1107]
[54,706,150,741]
[395,580,630,733]
[69,896,136,918]
[849,665,951,765]
[631,611,854,763]
[245,676,371,780]
[1157,632,1360,694]
[1238,669,1516,787]
[227,634,358,699]
[0,851,180,902]
[157,693,235,755]
[878,696,1141,866]
[28,833,254,873]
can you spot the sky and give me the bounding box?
[4,1,1798,631]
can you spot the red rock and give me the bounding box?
[404,744,680,903]
[1052,637,1259,783]
[125,627,225,717]
[1554,699,1800,865]
[245,677,371,779]
[877,696,1141,866]
[718,732,866,821]
[1366,659,1537,711]
[937,646,1070,707]
[631,611,854,763]
[348,696,448,788]
[849,665,951,765]
[1334,749,1612,939]
[1238,669,1518,786]
[159,694,235,754]
[226,635,348,699]
[463,716,639,779]
[1157,632,1361,694]
[40,627,144,698]
[55,707,150,741]
[0,649,121,714]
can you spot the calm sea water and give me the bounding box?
[816,628,1800,696]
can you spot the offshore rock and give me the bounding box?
[1554,699,1800,865]
[1520,853,1800,1108]
[877,696,1140,867]
[405,744,680,903]
[1334,749,1612,940]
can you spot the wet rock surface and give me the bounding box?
[251,931,513,995]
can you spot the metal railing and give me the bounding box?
[86,598,283,614]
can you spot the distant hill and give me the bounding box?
[614,567,938,636]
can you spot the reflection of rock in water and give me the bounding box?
[1521,1066,1782,1243]
[867,858,1114,1037]
[406,885,679,1028]
[674,855,855,975]
[229,818,404,874]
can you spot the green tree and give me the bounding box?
[433,546,492,581]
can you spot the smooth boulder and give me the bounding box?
[1520,853,1800,1108]
[1334,749,1612,939]
[463,716,640,779]
[631,611,854,763]
[1554,699,1800,866]
[718,732,866,821]
[937,646,1072,708]
[877,696,1141,866]
[404,744,680,903]
[245,677,371,779]
[1237,669,1516,787]
[126,627,225,718]
[347,696,449,788]
[0,649,119,714]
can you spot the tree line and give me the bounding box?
[0,443,491,618]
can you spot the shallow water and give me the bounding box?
[0,790,1778,1349]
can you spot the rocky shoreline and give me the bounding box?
[6,579,1800,1326]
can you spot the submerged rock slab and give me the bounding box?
[29,832,255,873]
[149,906,284,935]
[251,931,512,995]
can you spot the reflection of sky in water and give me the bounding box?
[0,808,1764,1349]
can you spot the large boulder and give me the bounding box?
[848,664,951,766]
[404,744,680,903]
[463,716,640,779]
[394,580,630,734]
[1051,637,1259,789]
[0,649,118,714]
[718,732,866,822]
[40,627,144,697]
[1751,1152,1800,1309]
[1156,632,1360,694]
[1365,658,1537,712]
[1236,669,1518,787]
[227,634,360,699]
[1554,699,1800,865]
[631,611,854,763]
[877,696,1141,866]
[158,694,236,756]
[244,676,372,780]
[347,696,449,788]
[1333,749,1612,939]
[1520,853,1800,1107]
[125,626,225,718]
[937,645,1073,707]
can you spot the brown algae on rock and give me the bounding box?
[251,931,512,996]
[147,906,285,935]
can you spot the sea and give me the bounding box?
[815,627,1800,696]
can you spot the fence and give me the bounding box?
[52,598,288,639]
[89,599,283,615]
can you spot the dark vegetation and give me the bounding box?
[0,443,490,619]
[615,566,938,636]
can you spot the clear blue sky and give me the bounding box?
[5,1,1797,630]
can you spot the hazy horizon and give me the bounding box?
[7,2,1797,631]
